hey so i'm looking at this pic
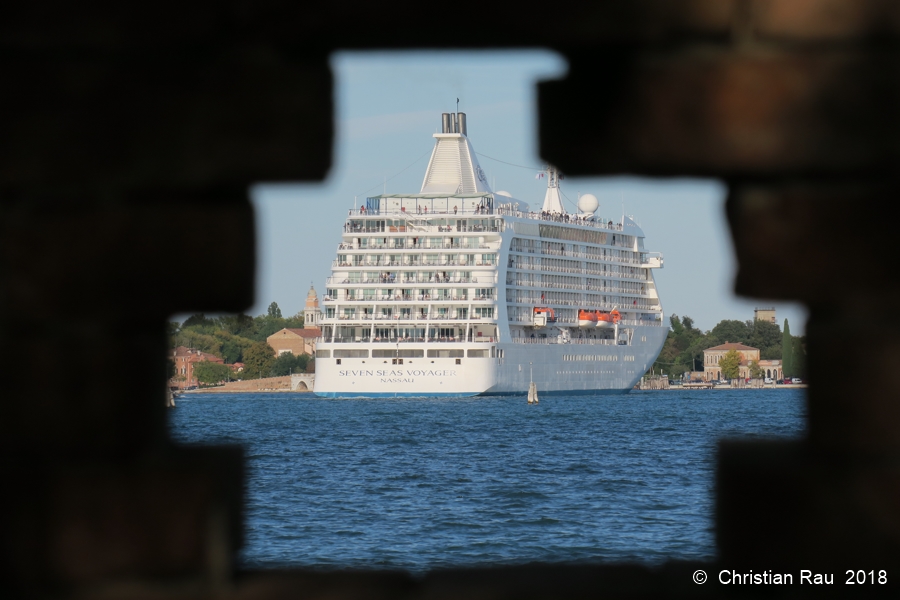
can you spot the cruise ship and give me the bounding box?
[314,112,667,397]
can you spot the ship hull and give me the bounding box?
[314,325,666,398]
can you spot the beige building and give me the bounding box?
[267,285,324,356]
[704,342,760,381]
[759,359,783,381]
[268,327,321,356]
[754,307,776,324]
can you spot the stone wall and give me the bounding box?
[3,1,900,598]
[194,376,293,393]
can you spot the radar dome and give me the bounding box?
[578,193,599,214]
[495,190,512,197]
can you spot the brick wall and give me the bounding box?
[3,2,899,598]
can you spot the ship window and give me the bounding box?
[427,349,464,358]
[456,358,462,365]
[334,349,369,358]
[467,349,488,358]
[316,350,330,358]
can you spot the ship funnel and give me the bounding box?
[458,113,467,136]
[441,113,450,133]
[450,113,458,133]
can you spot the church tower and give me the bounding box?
[304,283,321,329]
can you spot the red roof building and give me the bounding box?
[169,346,224,389]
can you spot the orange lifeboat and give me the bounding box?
[578,309,598,327]
[596,309,621,328]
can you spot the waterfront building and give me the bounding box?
[754,307,777,324]
[703,342,760,381]
[169,346,225,389]
[267,328,320,356]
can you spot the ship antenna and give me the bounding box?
[456,97,459,113]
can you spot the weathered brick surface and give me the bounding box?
[0,321,168,458]
[0,195,254,318]
[1,2,736,49]
[3,1,900,599]
[1,54,332,192]
[0,447,242,591]
[540,51,900,177]
[718,440,900,572]
[754,0,900,41]
[725,183,892,302]
[806,318,900,455]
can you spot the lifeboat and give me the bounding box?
[578,309,598,328]
[533,307,556,327]
[596,309,621,329]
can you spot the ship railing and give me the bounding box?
[512,337,618,346]
[347,208,498,217]
[498,205,627,231]
[319,336,494,344]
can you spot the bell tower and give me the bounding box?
[304,283,320,329]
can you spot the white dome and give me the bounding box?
[578,193,599,214]
[495,190,512,197]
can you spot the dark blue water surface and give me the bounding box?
[168,389,806,572]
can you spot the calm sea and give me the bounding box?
[168,389,805,572]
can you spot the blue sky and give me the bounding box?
[249,51,807,335]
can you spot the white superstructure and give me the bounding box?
[315,113,667,397]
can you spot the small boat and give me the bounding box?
[578,309,598,328]
[528,362,539,404]
[596,309,621,329]
[528,381,539,404]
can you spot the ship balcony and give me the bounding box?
[319,335,497,344]
[642,252,664,268]
[326,275,495,286]
[325,295,495,303]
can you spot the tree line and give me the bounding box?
[651,315,807,380]
[170,302,314,385]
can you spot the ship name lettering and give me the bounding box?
[406,369,457,377]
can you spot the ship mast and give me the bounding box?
[540,166,566,214]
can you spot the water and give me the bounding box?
[168,389,806,572]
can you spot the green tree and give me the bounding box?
[284,312,305,329]
[217,314,256,338]
[182,313,217,333]
[782,319,794,378]
[749,359,763,379]
[748,319,782,359]
[791,335,807,378]
[268,301,283,319]
[171,330,222,357]
[193,361,233,386]
[669,314,684,336]
[243,342,276,379]
[719,349,742,380]
[710,320,749,345]
[219,338,245,364]
[270,352,310,376]
[652,314,710,378]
